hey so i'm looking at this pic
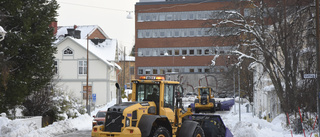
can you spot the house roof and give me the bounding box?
[55,36,121,70]
[55,25,109,41]
[118,55,135,62]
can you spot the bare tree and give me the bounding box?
[208,0,315,114]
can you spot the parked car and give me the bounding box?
[92,111,107,127]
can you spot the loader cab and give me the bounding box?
[198,87,214,98]
[132,76,183,116]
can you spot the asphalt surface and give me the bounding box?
[57,130,91,137]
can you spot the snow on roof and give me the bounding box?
[60,37,121,70]
[118,55,135,61]
[55,25,109,40]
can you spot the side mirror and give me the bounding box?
[115,83,120,89]
[93,115,96,118]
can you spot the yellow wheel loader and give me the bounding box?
[92,76,232,137]
[194,87,217,113]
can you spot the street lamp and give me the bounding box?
[127,11,133,19]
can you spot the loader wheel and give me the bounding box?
[192,125,205,137]
[150,126,170,137]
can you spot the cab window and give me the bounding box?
[164,85,174,110]
[136,84,159,102]
[200,88,210,95]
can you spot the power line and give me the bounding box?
[59,2,132,12]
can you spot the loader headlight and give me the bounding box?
[125,117,130,127]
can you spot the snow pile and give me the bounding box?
[222,102,310,137]
[0,114,92,137]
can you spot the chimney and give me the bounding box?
[74,30,81,39]
[50,21,58,35]
[67,28,75,36]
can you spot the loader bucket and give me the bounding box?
[187,114,233,137]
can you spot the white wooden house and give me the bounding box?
[53,25,120,106]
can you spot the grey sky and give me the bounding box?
[56,0,139,53]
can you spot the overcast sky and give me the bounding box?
[56,0,139,54]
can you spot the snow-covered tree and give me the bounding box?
[0,0,59,114]
[208,0,315,113]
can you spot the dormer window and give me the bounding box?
[63,48,73,55]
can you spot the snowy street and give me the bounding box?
[57,130,91,137]
[0,97,317,137]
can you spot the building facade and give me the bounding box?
[135,0,243,94]
[53,25,120,107]
[117,55,135,89]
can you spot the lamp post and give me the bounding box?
[315,0,320,134]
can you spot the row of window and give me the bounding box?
[137,27,239,38]
[138,66,228,75]
[137,46,235,57]
[138,8,273,23]
[54,60,88,75]
[137,10,238,22]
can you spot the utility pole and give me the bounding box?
[123,46,126,89]
[86,34,90,115]
[315,0,320,134]
[238,66,241,122]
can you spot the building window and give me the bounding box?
[197,49,202,55]
[198,69,202,73]
[182,50,187,55]
[167,69,172,73]
[159,15,165,21]
[160,31,165,37]
[189,68,194,73]
[160,69,165,74]
[174,49,180,55]
[205,49,210,55]
[54,60,58,74]
[167,50,172,55]
[153,69,158,74]
[166,14,173,21]
[205,69,210,72]
[189,49,194,55]
[146,69,151,74]
[130,67,134,75]
[174,68,180,73]
[79,61,87,75]
[160,50,165,56]
[63,48,73,55]
[174,31,179,37]
[138,69,143,75]
[190,30,195,36]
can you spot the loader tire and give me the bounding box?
[192,125,205,137]
[150,126,170,137]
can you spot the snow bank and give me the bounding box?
[222,103,308,137]
[0,114,93,137]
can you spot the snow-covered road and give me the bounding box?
[0,98,317,137]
